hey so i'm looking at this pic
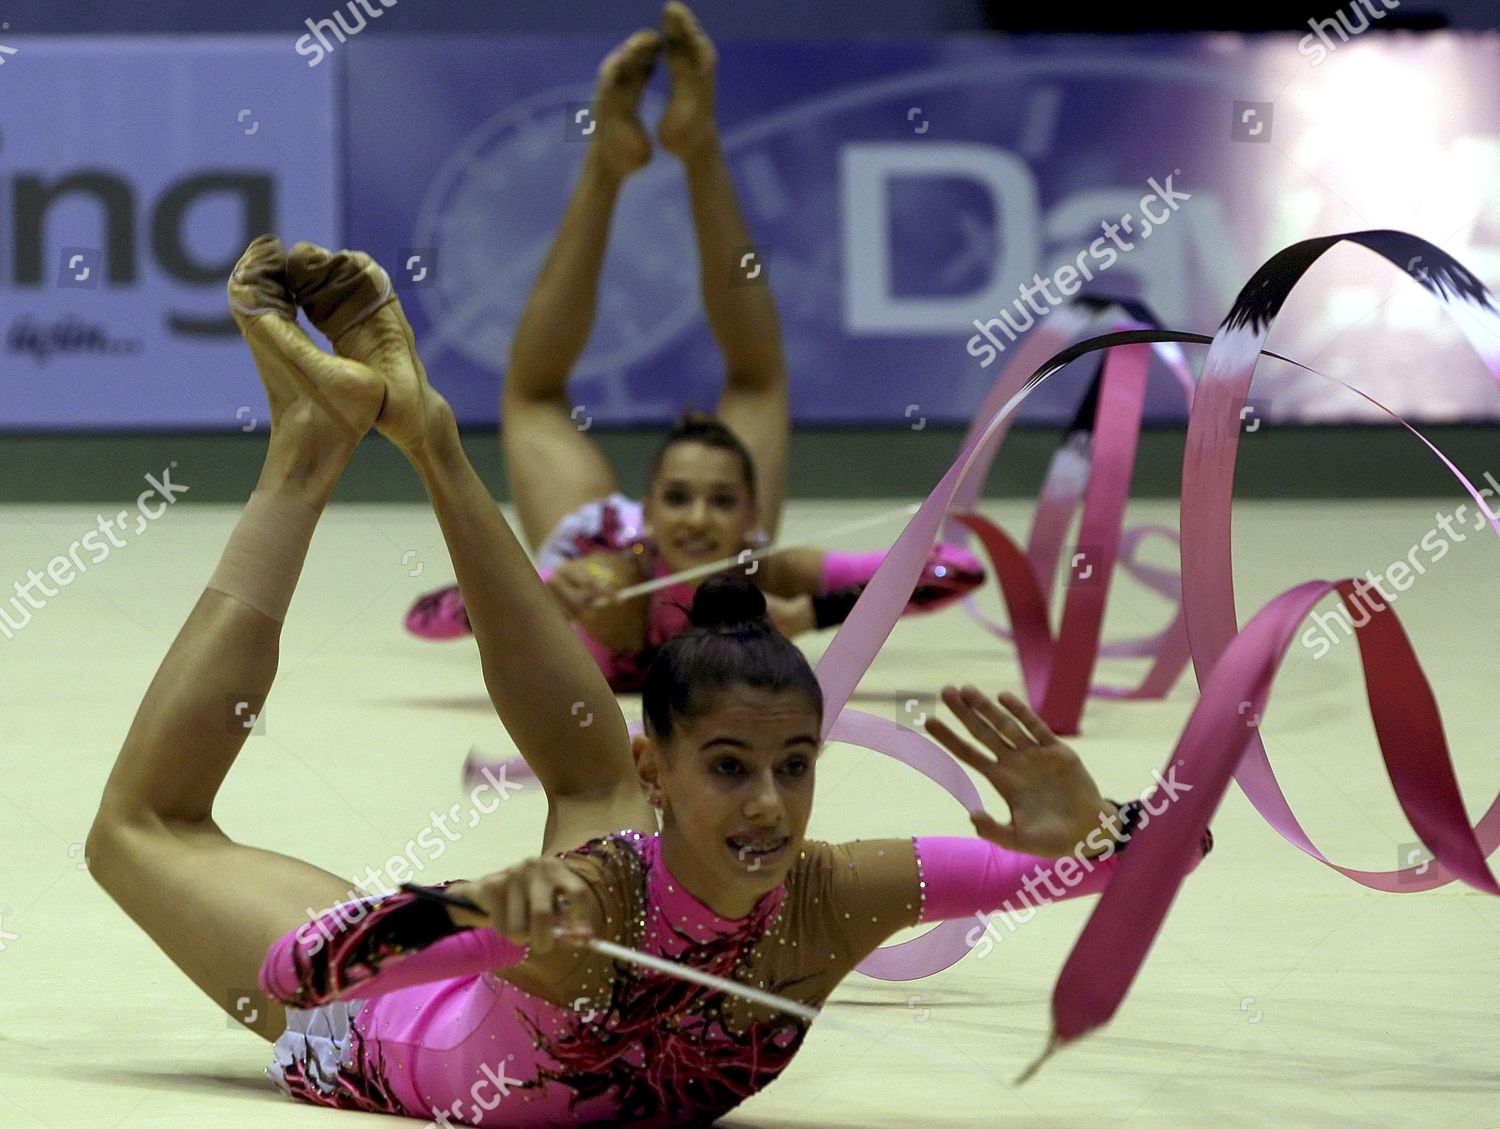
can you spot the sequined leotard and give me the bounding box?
[261,828,1209,1127]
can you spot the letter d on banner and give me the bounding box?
[840,143,1040,334]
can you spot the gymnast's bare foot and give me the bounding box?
[658,2,718,160]
[227,234,384,449]
[283,242,442,454]
[592,28,662,180]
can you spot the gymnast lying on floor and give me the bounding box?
[86,223,1210,1127]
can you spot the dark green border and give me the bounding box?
[2,425,1496,503]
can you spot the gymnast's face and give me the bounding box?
[641,685,820,919]
[642,442,759,576]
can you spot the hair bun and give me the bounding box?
[690,575,769,632]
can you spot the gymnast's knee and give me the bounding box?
[84,804,203,893]
[84,810,154,894]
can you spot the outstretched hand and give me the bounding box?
[924,686,1117,859]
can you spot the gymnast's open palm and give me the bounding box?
[925,686,1114,859]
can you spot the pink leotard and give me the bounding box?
[260,827,1210,1126]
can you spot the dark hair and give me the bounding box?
[646,410,757,502]
[642,575,823,743]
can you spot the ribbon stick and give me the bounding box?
[586,937,822,1022]
[398,881,965,1066]
[606,504,920,605]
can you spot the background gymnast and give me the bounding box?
[86,233,1209,1126]
[403,3,985,691]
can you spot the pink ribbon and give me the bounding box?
[466,233,1500,1005]
[1030,229,1500,1072]
[955,337,1157,734]
[817,328,1183,975]
[824,233,1499,997]
[943,304,1199,732]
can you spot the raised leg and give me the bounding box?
[86,237,387,1042]
[501,29,664,552]
[286,244,654,855]
[660,2,790,541]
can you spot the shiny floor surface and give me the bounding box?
[2,498,1496,1129]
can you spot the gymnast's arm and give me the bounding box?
[827,817,1213,965]
[258,856,609,1008]
[827,685,1210,961]
[755,544,986,631]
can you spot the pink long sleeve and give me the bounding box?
[819,549,888,592]
[817,544,985,620]
[912,827,1212,924]
[258,889,527,1008]
[912,837,1122,923]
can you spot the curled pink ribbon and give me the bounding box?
[1032,230,1500,1073]
[825,234,1498,994]
[944,300,1199,725]
[466,232,1500,1007]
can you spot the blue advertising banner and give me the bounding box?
[3,34,1497,429]
[0,37,338,429]
[346,33,1500,427]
